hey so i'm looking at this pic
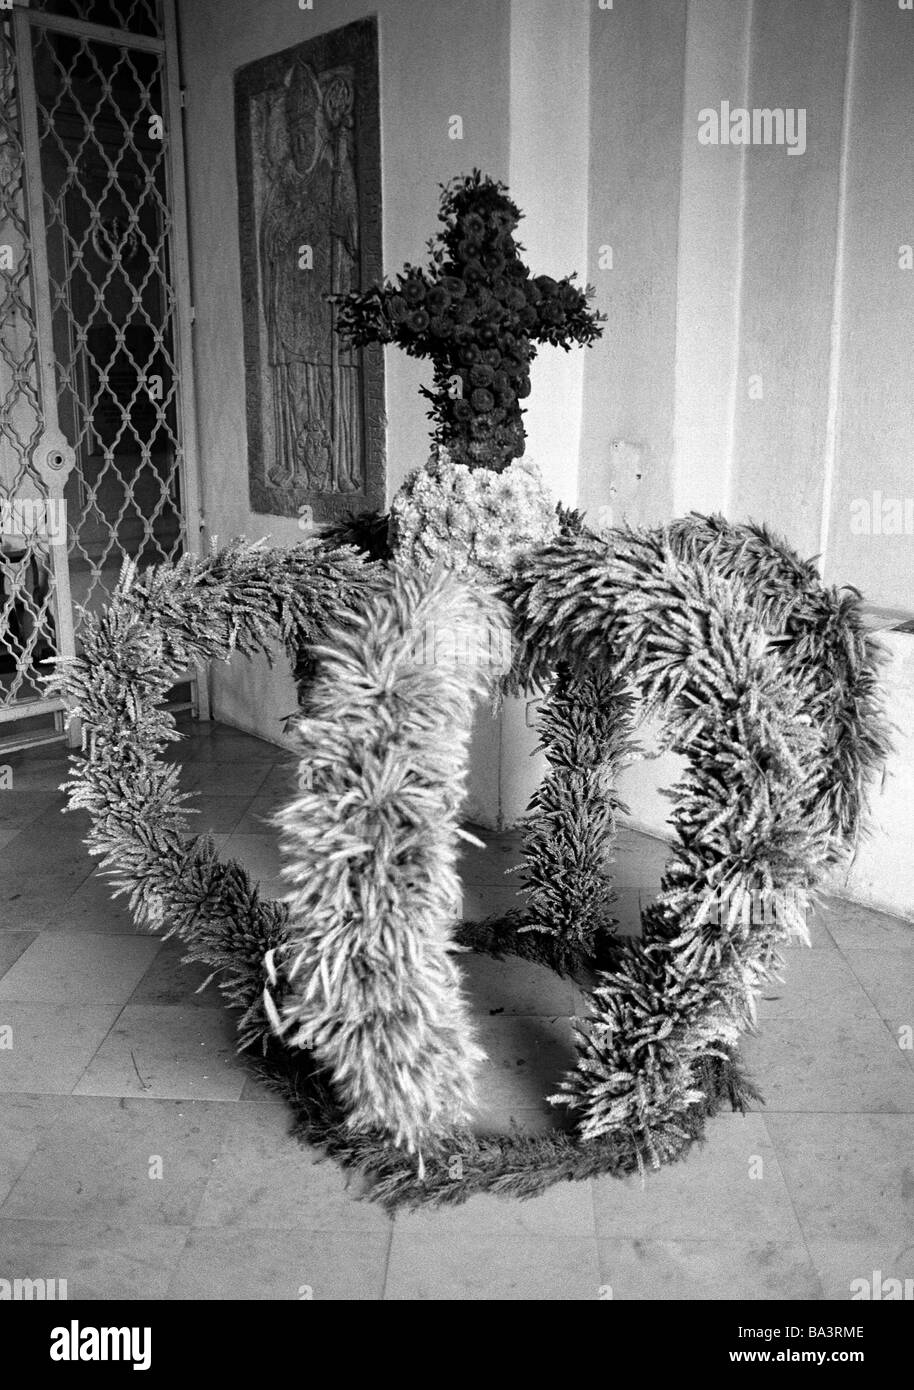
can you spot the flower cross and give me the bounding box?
[335,171,605,471]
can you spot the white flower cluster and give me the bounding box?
[390,450,558,579]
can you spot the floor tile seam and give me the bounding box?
[757,1110,827,1300]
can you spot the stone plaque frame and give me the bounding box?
[235,17,385,521]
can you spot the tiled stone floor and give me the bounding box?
[0,721,912,1300]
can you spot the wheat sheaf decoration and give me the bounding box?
[267,564,510,1155]
[50,514,889,1209]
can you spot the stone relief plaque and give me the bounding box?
[235,17,385,520]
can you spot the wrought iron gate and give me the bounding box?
[0,0,202,751]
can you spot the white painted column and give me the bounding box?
[822,0,914,613]
[728,0,853,560]
[672,0,752,516]
[507,0,591,507]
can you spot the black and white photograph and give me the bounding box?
[0,0,912,1341]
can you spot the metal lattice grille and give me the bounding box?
[33,22,185,625]
[1,4,195,737]
[0,19,60,709]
